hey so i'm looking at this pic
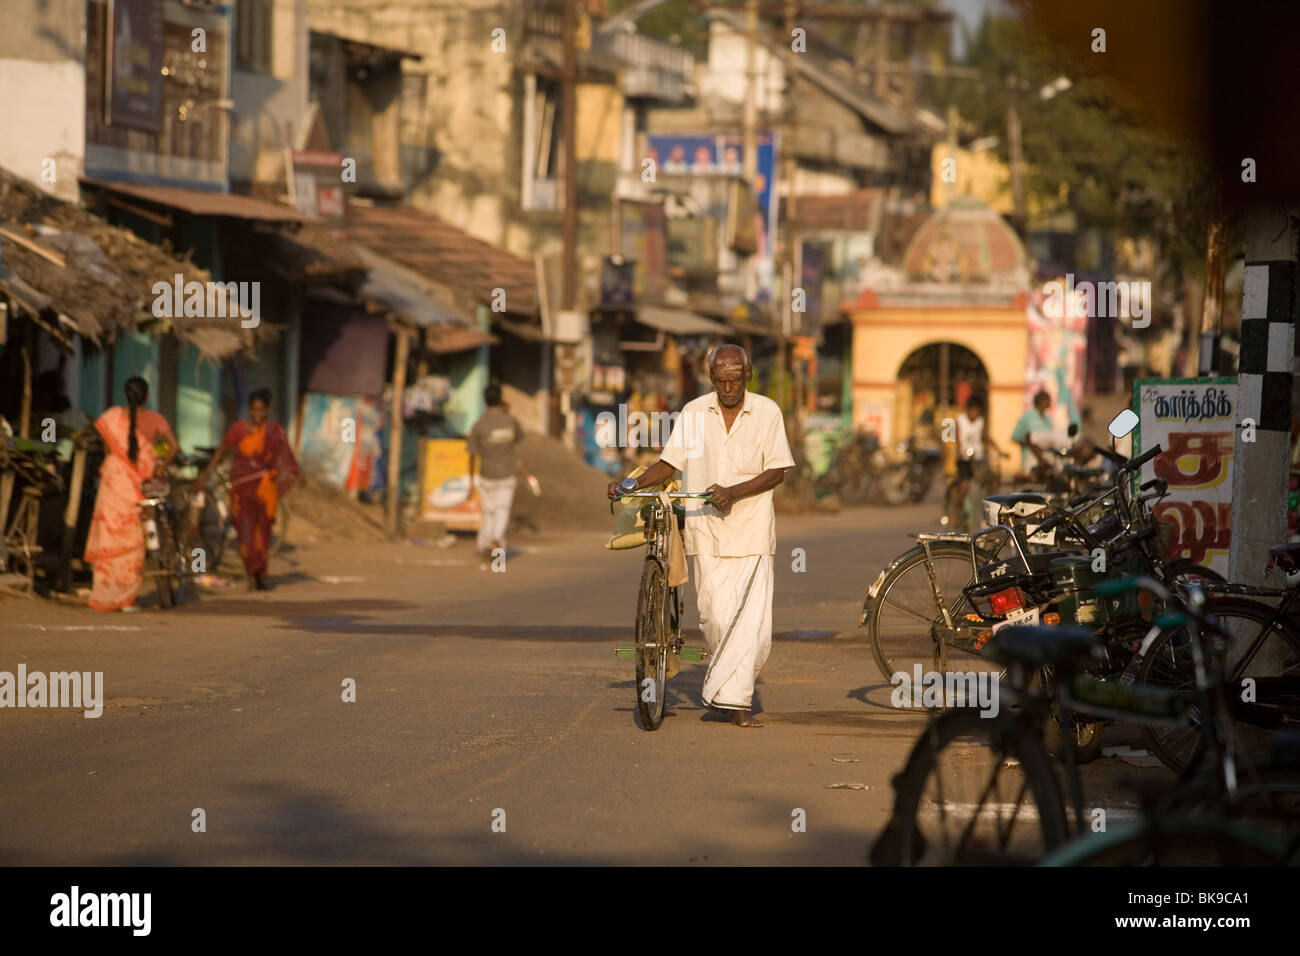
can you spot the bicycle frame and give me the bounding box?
[611,490,719,658]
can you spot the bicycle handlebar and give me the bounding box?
[1122,444,1162,473]
[609,489,725,513]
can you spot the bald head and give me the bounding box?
[708,343,751,410]
[709,343,748,371]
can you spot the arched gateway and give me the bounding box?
[842,202,1030,453]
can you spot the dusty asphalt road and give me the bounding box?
[0,499,1151,865]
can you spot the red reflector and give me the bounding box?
[990,587,1024,615]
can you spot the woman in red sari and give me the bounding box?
[199,389,299,590]
[84,377,179,611]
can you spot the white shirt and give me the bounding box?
[659,390,795,557]
[956,412,986,461]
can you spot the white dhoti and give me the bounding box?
[692,553,774,710]
[476,476,517,551]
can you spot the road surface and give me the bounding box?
[0,500,1153,864]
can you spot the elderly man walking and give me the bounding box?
[607,345,794,727]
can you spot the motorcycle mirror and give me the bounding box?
[1108,409,1139,439]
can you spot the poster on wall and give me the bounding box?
[1025,278,1089,432]
[1133,377,1239,575]
[297,392,386,492]
[290,150,346,224]
[421,439,482,530]
[107,0,164,132]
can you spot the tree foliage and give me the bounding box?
[949,13,1210,278]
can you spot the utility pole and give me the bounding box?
[559,0,579,448]
[1230,205,1297,591]
[562,0,578,314]
[1005,73,1026,239]
[743,0,758,190]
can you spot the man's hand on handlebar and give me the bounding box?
[705,483,737,511]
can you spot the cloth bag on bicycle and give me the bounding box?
[605,465,682,551]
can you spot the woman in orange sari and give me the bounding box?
[199,389,298,590]
[84,377,179,611]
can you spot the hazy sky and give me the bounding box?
[939,0,1015,58]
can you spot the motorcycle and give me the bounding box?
[882,436,944,505]
[815,431,891,506]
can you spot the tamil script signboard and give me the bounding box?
[1133,377,1239,575]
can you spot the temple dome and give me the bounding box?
[899,201,1028,285]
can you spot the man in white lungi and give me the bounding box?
[607,345,794,727]
[468,384,524,560]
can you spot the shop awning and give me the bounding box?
[80,177,309,223]
[492,316,549,343]
[356,246,473,327]
[634,305,731,336]
[426,324,497,354]
[356,246,497,354]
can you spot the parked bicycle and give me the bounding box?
[861,411,1224,761]
[1137,545,1300,774]
[609,478,721,730]
[175,447,291,572]
[870,576,1300,866]
[137,473,187,608]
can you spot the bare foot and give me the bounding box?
[732,709,764,728]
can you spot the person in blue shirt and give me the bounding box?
[1010,389,1055,473]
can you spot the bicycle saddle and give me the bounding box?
[985,492,1050,513]
[1269,542,1300,571]
[987,624,1104,670]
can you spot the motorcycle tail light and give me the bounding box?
[990,587,1024,615]
[1043,612,1061,625]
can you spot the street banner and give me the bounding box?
[647,132,778,306]
[1133,377,1239,574]
[422,439,482,530]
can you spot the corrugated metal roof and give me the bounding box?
[635,305,731,336]
[355,245,474,328]
[81,178,310,223]
[347,201,538,315]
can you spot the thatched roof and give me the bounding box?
[0,167,243,359]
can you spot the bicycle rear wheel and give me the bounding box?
[150,517,181,609]
[635,558,669,730]
[872,707,1068,865]
[868,544,992,684]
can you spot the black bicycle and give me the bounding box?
[610,482,721,730]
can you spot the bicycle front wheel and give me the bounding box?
[868,543,989,684]
[1138,598,1300,774]
[873,707,1068,866]
[635,558,669,731]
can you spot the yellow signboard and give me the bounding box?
[422,439,482,530]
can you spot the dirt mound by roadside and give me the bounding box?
[287,470,391,545]
[511,434,615,533]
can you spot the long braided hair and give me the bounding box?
[124,376,149,464]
